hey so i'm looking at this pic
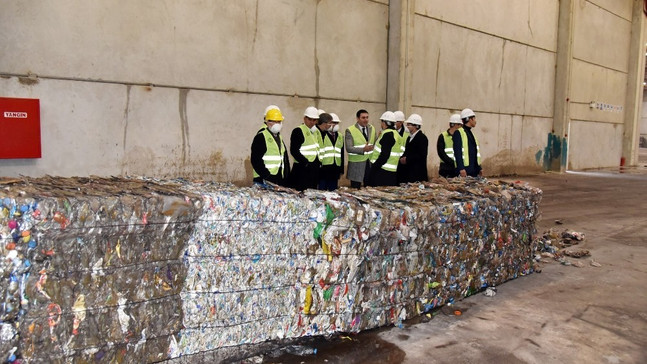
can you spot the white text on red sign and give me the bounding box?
[3,112,28,118]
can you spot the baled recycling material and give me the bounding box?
[0,176,541,362]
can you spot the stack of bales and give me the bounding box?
[0,177,541,362]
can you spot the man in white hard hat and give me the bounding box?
[251,105,290,186]
[367,111,405,186]
[452,108,482,177]
[318,112,344,190]
[398,113,428,183]
[289,106,321,191]
[345,109,375,188]
[437,113,463,178]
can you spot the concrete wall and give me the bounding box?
[567,0,634,169]
[408,0,558,175]
[0,0,644,181]
[0,0,389,183]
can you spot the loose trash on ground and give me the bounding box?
[0,176,541,362]
[533,227,593,269]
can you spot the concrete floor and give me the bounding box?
[378,169,647,364]
[262,154,647,364]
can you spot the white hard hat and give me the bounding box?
[405,113,423,126]
[264,105,280,119]
[393,111,405,122]
[318,109,326,116]
[460,108,475,120]
[304,106,320,119]
[380,111,396,122]
[449,114,462,125]
[330,113,341,122]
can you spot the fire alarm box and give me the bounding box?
[0,97,41,159]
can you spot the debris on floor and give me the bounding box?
[533,227,592,268]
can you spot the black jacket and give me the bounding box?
[452,125,482,177]
[400,131,429,183]
[250,127,290,186]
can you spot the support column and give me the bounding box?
[622,0,646,166]
[549,0,574,172]
[387,0,414,114]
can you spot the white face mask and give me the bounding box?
[310,125,318,133]
[332,125,339,133]
[269,123,282,134]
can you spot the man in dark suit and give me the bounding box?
[398,113,429,183]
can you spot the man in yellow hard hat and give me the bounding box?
[250,106,290,186]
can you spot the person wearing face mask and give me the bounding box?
[318,112,344,190]
[398,113,428,183]
[367,111,405,187]
[289,106,321,191]
[453,108,483,177]
[250,105,291,186]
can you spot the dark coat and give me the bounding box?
[399,131,429,183]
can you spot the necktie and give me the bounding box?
[362,127,368,141]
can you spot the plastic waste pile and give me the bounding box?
[0,176,203,363]
[175,178,542,358]
[0,176,542,362]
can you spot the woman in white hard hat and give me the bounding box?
[398,113,428,183]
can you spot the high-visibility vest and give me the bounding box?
[320,132,344,166]
[294,124,319,163]
[442,131,456,167]
[253,128,286,178]
[457,128,481,167]
[370,129,404,172]
[347,125,376,162]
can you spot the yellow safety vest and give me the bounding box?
[321,132,344,166]
[294,124,319,163]
[347,125,376,162]
[370,129,404,172]
[253,128,286,178]
[442,131,456,167]
[457,128,481,167]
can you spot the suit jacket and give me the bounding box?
[400,131,429,183]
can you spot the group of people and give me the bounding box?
[250,105,482,191]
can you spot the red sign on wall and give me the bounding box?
[0,97,41,159]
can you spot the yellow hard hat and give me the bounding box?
[266,108,284,122]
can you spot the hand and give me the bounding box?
[363,144,374,152]
[459,169,467,177]
[399,157,406,164]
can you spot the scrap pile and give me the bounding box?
[0,176,542,362]
[175,178,542,359]
[0,176,202,363]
